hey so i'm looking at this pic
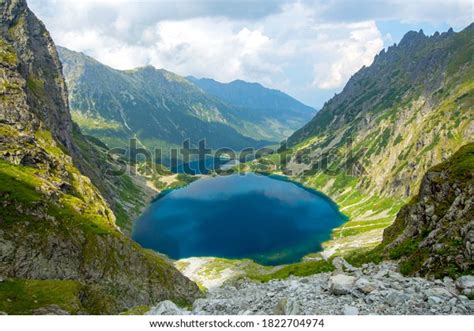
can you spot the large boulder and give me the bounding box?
[329,274,356,295]
[425,287,454,299]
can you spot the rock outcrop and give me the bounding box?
[146,301,189,315]
[381,143,474,278]
[456,276,474,297]
[0,0,73,150]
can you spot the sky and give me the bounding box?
[29,0,473,108]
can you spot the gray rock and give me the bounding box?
[425,204,435,217]
[455,276,474,296]
[192,298,212,315]
[428,296,444,305]
[238,310,253,315]
[285,299,300,315]
[355,278,375,294]
[272,298,300,315]
[425,287,453,298]
[332,257,356,273]
[146,301,188,315]
[186,261,473,315]
[329,274,356,295]
[343,305,359,315]
[332,257,346,271]
[385,291,410,306]
[32,305,70,315]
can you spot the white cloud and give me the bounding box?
[145,18,277,83]
[311,21,383,89]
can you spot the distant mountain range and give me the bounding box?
[187,76,315,140]
[58,47,315,157]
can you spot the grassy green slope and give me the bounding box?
[0,124,201,314]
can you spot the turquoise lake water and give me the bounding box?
[132,173,348,265]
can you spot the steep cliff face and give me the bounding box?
[381,143,473,278]
[0,0,200,314]
[0,0,73,151]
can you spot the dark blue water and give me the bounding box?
[132,173,348,265]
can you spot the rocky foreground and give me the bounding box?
[148,258,474,315]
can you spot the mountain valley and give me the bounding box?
[0,0,472,316]
[58,47,316,160]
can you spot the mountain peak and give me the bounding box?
[191,76,315,111]
[398,29,428,47]
[132,64,156,71]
